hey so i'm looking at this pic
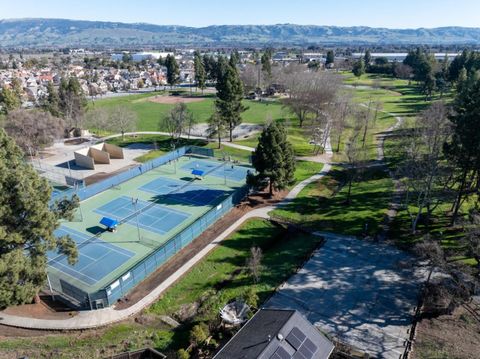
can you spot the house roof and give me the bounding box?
[214,308,334,359]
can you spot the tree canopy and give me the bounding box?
[4,109,65,155]
[0,129,78,308]
[165,54,180,87]
[251,121,296,195]
[215,56,246,142]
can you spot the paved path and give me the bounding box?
[0,140,332,330]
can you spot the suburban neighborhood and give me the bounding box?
[0,2,479,359]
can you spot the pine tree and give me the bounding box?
[352,59,366,77]
[444,72,480,223]
[215,57,246,142]
[0,129,78,308]
[193,51,206,93]
[261,50,272,80]
[43,82,61,117]
[165,54,180,87]
[0,86,21,114]
[59,76,87,130]
[252,122,296,196]
[326,50,335,66]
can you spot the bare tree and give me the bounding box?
[240,63,262,94]
[160,103,192,144]
[281,67,341,128]
[359,103,372,148]
[4,109,65,155]
[344,121,367,204]
[85,107,110,133]
[331,95,354,153]
[108,105,138,141]
[206,110,227,149]
[246,246,263,283]
[414,239,445,282]
[393,63,413,80]
[398,102,452,233]
[464,210,480,271]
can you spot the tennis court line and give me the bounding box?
[54,226,135,259]
[50,260,99,284]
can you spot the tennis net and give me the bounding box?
[118,160,227,226]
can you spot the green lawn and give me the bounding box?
[271,166,393,237]
[148,218,323,319]
[91,93,286,131]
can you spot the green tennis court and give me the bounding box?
[47,152,251,308]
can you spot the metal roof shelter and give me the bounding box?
[100,217,118,229]
[214,308,334,359]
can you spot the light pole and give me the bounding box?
[132,197,141,242]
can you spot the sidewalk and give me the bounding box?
[0,140,332,330]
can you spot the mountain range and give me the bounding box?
[1,18,480,48]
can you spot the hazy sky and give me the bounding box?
[2,0,479,28]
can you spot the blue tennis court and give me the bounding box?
[49,226,134,286]
[182,159,251,182]
[95,196,191,235]
[139,177,226,206]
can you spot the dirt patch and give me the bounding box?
[83,164,139,185]
[65,138,90,146]
[2,295,77,320]
[412,304,480,359]
[146,95,207,105]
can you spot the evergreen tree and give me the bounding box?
[230,49,241,65]
[59,76,87,130]
[43,82,61,117]
[364,49,372,66]
[325,50,335,66]
[165,54,180,87]
[444,72,480,223]
[193,51,206,93]
[203,54,217,81]
[0,86,21,114]
[215,57,246,142]
[252,122,296,195]
[0,129,78,308]
[261,50,272,80]
[352,59,366,77]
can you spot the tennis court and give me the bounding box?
[182,159,251,182]
[50,226,134,286]
[47,151,252,308]
[94,196,191,235]
[139,177,227,206]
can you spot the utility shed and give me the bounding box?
[214,308,334,359]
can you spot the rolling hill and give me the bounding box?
[1,18,480,47]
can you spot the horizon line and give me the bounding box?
[1,17,479,31]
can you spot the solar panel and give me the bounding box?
[292,351,307,359]
[270,346,291,359]
[298,344,315,359]
[286,327,306,350]
[303,338,318,354]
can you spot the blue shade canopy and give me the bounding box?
[192,169,204,176]
[100,217,118,228]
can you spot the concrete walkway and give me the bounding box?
[0,140,333,330]
[99,131,257,152]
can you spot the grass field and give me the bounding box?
[91,92,287,131]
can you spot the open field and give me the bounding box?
[90,92,287,131]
